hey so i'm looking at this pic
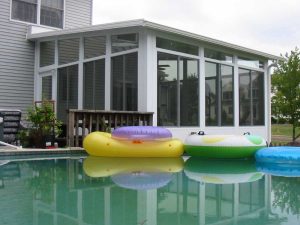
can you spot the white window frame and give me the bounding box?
[10,0,65,29]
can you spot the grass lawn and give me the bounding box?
[272,124,294,136]
[271,124,300,144]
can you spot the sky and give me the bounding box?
[92,0,300,57]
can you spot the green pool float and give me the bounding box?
[184,132,267,158]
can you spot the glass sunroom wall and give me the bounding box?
[238,58,265,126]
[204,49,234,126]
[83,35,106,110]
[156,37,199,127]
[111,33,139,111]
[179,57,199,126]
[157,52,178,126]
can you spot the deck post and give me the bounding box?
[67,110,75,147]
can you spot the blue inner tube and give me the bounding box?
[255,147,300,164]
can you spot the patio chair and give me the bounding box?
[0,109,22,149]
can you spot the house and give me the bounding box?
[0,0,281,142]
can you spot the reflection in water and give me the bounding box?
[272,176,300,216]
[184,158,263,184]
[0,157,299,225]
[83,157,183,190]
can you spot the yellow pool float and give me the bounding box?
[83,131,184,157]
[83,156,184,177]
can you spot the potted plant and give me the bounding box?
[19,101,62,148]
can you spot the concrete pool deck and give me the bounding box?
[0,146,86,157]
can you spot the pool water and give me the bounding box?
[0,156,300,225]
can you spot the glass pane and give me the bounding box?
[83,62,93,109]
[252,71,264,125]
[111,55,123,110]
[180,58,199,126]
[40,41,55,67]
[239,69,251,125]
[83,59,105,110]
[40,7,63,28]
[238,57,264,69]
[42,76,52,100]
[157,52,178,126]
[84,36,106,59]
[57,65,78,122]
[111,34,138,53]
[205,48,233,63]
[41,0,64,9]
[111,53,138,111]
[125,53,138,111]
[11,0,37,23]
[94,59,105,110]
[205,62,218,126]
[221,65,234,126]
[58,39,79,65]
[156,37,198,56]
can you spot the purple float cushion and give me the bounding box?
[112,126,172,140]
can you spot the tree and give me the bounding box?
[272,48,300,142]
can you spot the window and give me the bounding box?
[42,76,52,100]
[204,48,233,63]
[11,0,37,23]
[238,57,265,69]
[58,38,79,65]
[84,36,106,59]
[111,34,138,53]
[157,52,199,126]
[205,62,234,126]
[156,37,198,56]
[111,53,138,111]
[84,59,105,110]
[11,0,64,28]
[57,65,78,122]
[40,0,64,28]
[40,41,55,67]
[239,69,264,126]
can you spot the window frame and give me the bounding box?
[10,0,65,29]
[238,68,265,126]
[205,61,234,127]
[157,51,200,127]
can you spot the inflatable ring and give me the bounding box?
[83,156,184,177]
[255,147,300,164]
[112,126,172,140]
[184,157,263,184]
[83,132,183,157]
[111,173,173,190]
[184,133,267,158]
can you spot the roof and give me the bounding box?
[26,19,282,61]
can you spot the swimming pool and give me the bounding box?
[0,155,299,225]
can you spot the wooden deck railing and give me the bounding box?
[67,109,154,147]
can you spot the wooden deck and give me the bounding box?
[67,109,154,147]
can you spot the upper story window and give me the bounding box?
[11,0,64,28]
[40,0,64,28]
[11,0,38,24]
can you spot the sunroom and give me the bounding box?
[27,20,281,144]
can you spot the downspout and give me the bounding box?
[267,61,278,144]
